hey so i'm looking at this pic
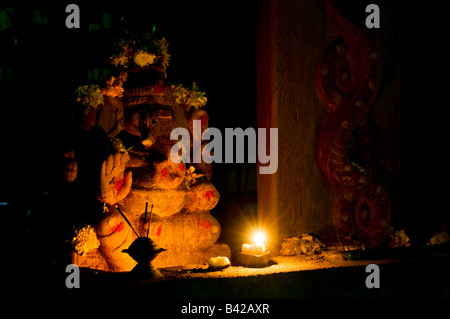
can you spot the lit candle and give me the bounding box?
[242,243,265,255]
[242,231,266,255]
[208,256,230,268]
[237,230,270,267]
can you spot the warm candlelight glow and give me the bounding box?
[242,243,266,255]
[253,231,265,246]
[242,230,267,255]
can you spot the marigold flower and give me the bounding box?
[133,50,156,67]
[102,76,124,98]
[111,53,129,66]
[75,84,104,109]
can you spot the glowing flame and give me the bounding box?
[253,231,266,246]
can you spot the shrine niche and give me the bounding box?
[67,31,230,272]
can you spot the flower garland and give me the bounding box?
[75,32,207,111]
[110,31,171,71]
[75,75,125,110]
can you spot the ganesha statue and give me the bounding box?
[65,31,230,272]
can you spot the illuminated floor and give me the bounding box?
[39,250,447,298]
[160,253,397,280]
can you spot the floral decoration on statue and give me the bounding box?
[133,50,157,67]
[71,225,101,256]
[74,31,208,112]
[102,76,124,99]
[171,82,207,109]
[75,75,124,110]
[110,31,171,72]
[107,32,207,109]
[75,84,104,110]
[155,37,170,69]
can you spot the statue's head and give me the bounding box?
[123,104,175,149]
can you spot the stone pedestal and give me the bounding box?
[235,251,271,268]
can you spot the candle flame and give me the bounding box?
[253,231,265,245]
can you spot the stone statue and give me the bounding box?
[65,31,230,272]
